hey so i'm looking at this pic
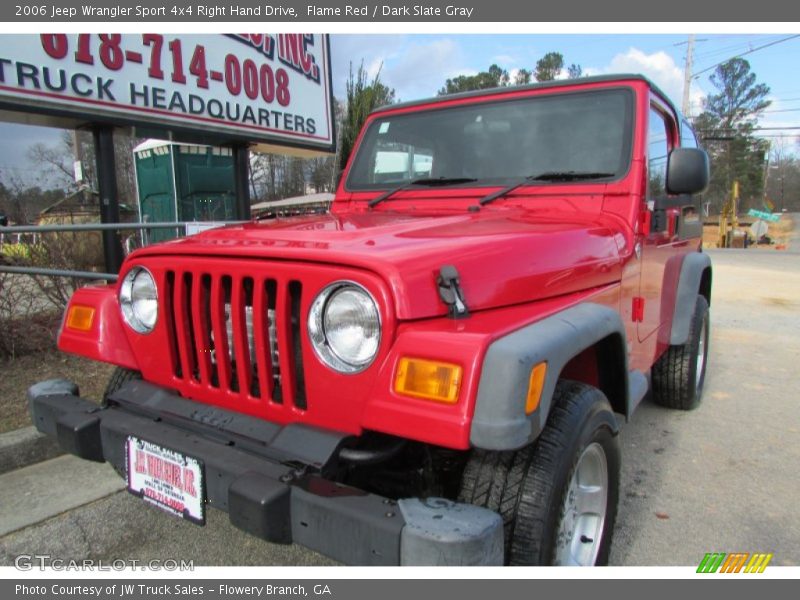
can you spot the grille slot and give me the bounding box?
[289,281,306,410]
[166,271,302,411]
[220,305,279,398]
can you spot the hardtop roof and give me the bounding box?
[372,73,683,121]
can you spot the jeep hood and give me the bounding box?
[133,208,624,320]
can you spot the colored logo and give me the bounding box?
[697,552,773,573]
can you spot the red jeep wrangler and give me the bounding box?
[30,74,712,566]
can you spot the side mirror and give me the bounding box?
[666,148,709,195]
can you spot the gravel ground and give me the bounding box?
[609,223,800,565]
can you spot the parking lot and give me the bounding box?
[1,240,798,567]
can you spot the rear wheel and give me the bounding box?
[652,294,710,410]
[458,380,620,565]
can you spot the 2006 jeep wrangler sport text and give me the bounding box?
[30,74,712,566]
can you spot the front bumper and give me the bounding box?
[27,379,503,566]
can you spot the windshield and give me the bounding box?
[346,88,634,190]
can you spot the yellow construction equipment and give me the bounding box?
[718,180,739,248]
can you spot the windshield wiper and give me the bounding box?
[368,177,478,208]
[532,171,616,181]
[479,171,616,206]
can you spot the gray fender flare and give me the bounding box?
[669,252,712,345]
[470,303,629,451]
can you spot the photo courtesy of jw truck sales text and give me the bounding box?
[0,32,729,568]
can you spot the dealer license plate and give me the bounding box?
[125,436,205,525]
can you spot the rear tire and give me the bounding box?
[652,294,710,410]
[458,380,620,565]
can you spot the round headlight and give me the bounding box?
[308,282,381,373]
[120,267,158,334]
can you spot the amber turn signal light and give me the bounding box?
[65,305,95,332]
[525,362,548,414]
[394,357,462,404]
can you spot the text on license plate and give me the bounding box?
[125,436,205,525]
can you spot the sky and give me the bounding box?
[2,33,799,189]
[328,33,800,129]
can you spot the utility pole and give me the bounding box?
[681,34,696,116]
[676,35,707,116]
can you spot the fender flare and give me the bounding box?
[470,303,629,451]
[669,252,712,345]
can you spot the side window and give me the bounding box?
[647,108,670,199]
[680,120,699,149]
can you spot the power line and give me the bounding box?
[761,97,800,104]
[692,34,800,78]
[760,91,800,98]
[688,98,800,111]
[696,126,800,132]
[692,35,778,61]
[736,134,799,140]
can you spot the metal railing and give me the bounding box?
[0,265,120,281]
[0,221,237,282]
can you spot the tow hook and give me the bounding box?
[279,461,309,483]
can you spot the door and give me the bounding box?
[637,105,676,342]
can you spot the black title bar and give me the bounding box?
[3,0,800,22]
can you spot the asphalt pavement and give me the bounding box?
[1,237,798,567]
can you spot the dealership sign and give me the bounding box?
[0,34,335,154]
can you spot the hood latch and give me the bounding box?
[437,265,469,319]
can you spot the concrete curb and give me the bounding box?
[0,426,64,475]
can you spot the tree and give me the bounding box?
[438,64,509,95]
[693,58,771,212]
[26,141,75,189]
[534,52,564,82]
[0,176,63,224]
[514,69,532,85]
[766,138,800,213]
[26,128,142,209]
[338,62,395,172]
[306,155,337,193]
[439,53,581,95]
[704,58,771,130]
[285,157,307,197]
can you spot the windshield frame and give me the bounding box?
[344,86,636,193]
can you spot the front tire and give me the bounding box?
[103,367,141,405]
[652,294,710,410]
[103,367,141,479]
[458,380,620,565]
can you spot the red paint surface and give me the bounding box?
[58,78,703,449]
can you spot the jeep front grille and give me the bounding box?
[164,270,306,410]
[214,305,281,391]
